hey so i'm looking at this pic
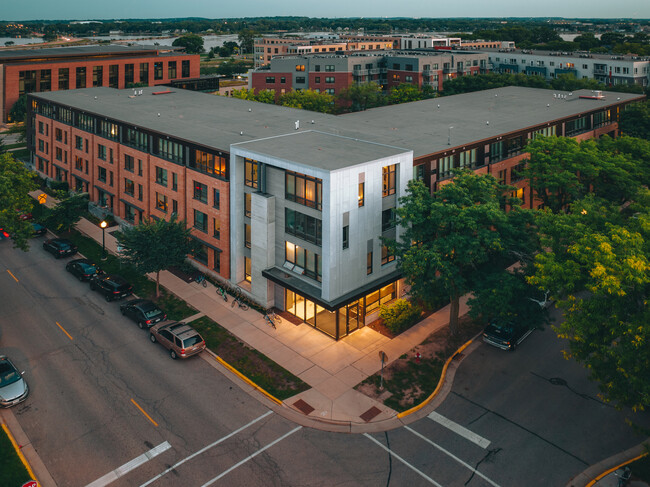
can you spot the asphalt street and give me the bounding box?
[1,237,648,487]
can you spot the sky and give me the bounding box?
[2,0,650,21]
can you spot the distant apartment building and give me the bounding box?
[487,49,650,86]
[0,44,200,122]
[396,34,461,50]
[250,51,489,96]
[27,85,641,339]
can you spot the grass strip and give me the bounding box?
[0,425,32,486]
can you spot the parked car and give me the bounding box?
[65,258,103,282]
[149,322,206,359]
[89,274,133,302]
[0,355,29,408]
[32,222,47,236]
[43,238,78,258]
[482,321,535,351]
[120,299,166,329]
[0,228,9,241]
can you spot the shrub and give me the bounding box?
[49,180,69,193]
[380,299,422,334]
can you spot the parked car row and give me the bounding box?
[55,248,205,360]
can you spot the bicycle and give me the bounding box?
[194,274,208,288]
[265,309,282,325]
[216,285,228,302]
[264,313,276,329]
[231,296,249,311]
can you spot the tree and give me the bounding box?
[388,83,424,105]
[0,152,37,251]
[118,216,198,297]
[172,34,204,54]
[619,101,650,141]
[44,193,88,233]
[338,82,384,111]
[8,95,27,123]
[389,171,530,334]
[530,194,650,411]
[279,89,335,113]
[238,29,257,54]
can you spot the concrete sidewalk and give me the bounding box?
[73,216,468,427]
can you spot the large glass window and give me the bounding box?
[109,65,119,88]
[381,245,395,265]
[193,181,208,203]
[285,171,322,210]
[154,62,163,80]
[58,68,69,90]
[39,69,52,91]
[18,70,37,96]
[182,60,190,77]
[93,66,103,87]
[77,113,94,132]
[125,128,148,152]
[245,159,259,188]
[140,63,149,83]
[97,144,107,161]
[365,283,397,314]
[125,64,134,84]
[124,154,134,172]
[124,178,134,196]
[382,208,396,231]
[99,120,118,140]
[285,242,322,282]
[155,193,168,212]
[155,167,168,186]
[168,61,177,79]
[194,210,208,232]
[192,150,226,177]
[382,164,397,197]
[158,138,184,163]
[285,208,322,246]
[76,67,86,88]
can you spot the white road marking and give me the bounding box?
[201,426,303,487]
[405,426,502,487]
[363,433,444,487]
[85,441,172,487]
[140,410,273,487]
[428,411,491,449]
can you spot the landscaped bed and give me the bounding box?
[356,316,484,412]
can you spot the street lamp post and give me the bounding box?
[100,220,108,260]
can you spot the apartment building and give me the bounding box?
[27,86,642,340]
[396,35,461,50]
[487,49,650,86]
[250,51,489,96]
[0,44,200,122]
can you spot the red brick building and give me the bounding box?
[0,44,199,122]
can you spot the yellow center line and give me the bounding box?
[6,269,19,282]
[131,399,159,427]
[55,321,74,341]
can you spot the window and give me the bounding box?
[213,218,220,239]
[245,193,252,217]
[93,66,103,87]
[244,224,251,248]
[172,199,178,215]
[342,225,349,249]
[108,65,118,88]
[125,128,148,151]
[98,144,107,161]
[382,208,396,231]
[326,88,335,95]
[140,63,149,82]
[55,128,62,142]
[296,76,305,83]
[213,189,220,209]
[109,171,113,187]
[266,76,276,83]
[155,192,168,212]
[511,162,526,183]
[405,64,413,71]
[125,64,134,84]
[99,120,118,140]
[285,208,322,246]
[366,283,396,313]
[154,62,163,80]
[296,64,305,71]
[315,76,321,83]
[194,181,207,203]
[381,245,395,265]
[382,164,397,197]
[245,257,252,282]
[75,156,83,171]
[59,68,69,90]
[168,61,177,79]
[138,184,143,201]
[76,67,86,88]
[245,159,259,188]
[38,121,44,134]
[192,150,226,177]
[405,76,413,83]
[325,65,335,72]
[124,154,134,172]
[284,242,322,282]
[124,204,136,223]
[138,159,143,176]
[55,147,63,161]
[182,60,190,77]
[155,167,168,186]
[325,76,335,83]
[172,173,178,191]
[285,171,322,210]
[280,77,286,83]
[194,210,208,232]
[124,178,134,196]
[158,139,183,163]
[98,166,107,183]
[458,149,476,169]
[367,251,373,275]
[315,65,321,72]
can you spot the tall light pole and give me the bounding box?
[100,220,107,260]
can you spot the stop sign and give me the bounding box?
[22,481,38,487]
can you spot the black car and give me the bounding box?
[32,223,47,237]
[65,258,103,282]
[482,321,534,351]
[43,238,78,258]
[89,274,133,302]
[120,299,166,329]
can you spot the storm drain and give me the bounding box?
[293,399,315,415]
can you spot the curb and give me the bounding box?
[397,338,474,419]
[584,450,649,487]
[205,350,283,406]
[2,422,37,482]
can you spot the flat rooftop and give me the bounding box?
[32,85,644,162]
[232,130,410,171]
[482,48,650,62]
[0,44,179,62]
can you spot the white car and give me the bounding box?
[0,355,29,408]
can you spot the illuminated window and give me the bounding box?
[382,164,396,197]
[245,159,259,188]
[358,182,365,207]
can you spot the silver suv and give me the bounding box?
[149,322,206,359]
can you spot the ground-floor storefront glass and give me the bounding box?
[284,282,397,340]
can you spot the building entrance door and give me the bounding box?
[346,302,360,334]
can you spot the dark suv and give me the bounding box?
[43,238,78,258]
[90,274,133,302]
[149,322,206,359]
[482,321,534,351]
[120,299,166,329]
[65,258,103,282]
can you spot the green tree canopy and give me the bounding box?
[44,192,88,233]
[338,82,385,112]
[389,171,533,334]
[278,89,335,113]
[619,101,650,141]
[171,34,204,54]
[0,152,37,250]
[118,216,199,297]
[9,95,27,123]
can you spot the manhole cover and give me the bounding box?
[549,377,567,386]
